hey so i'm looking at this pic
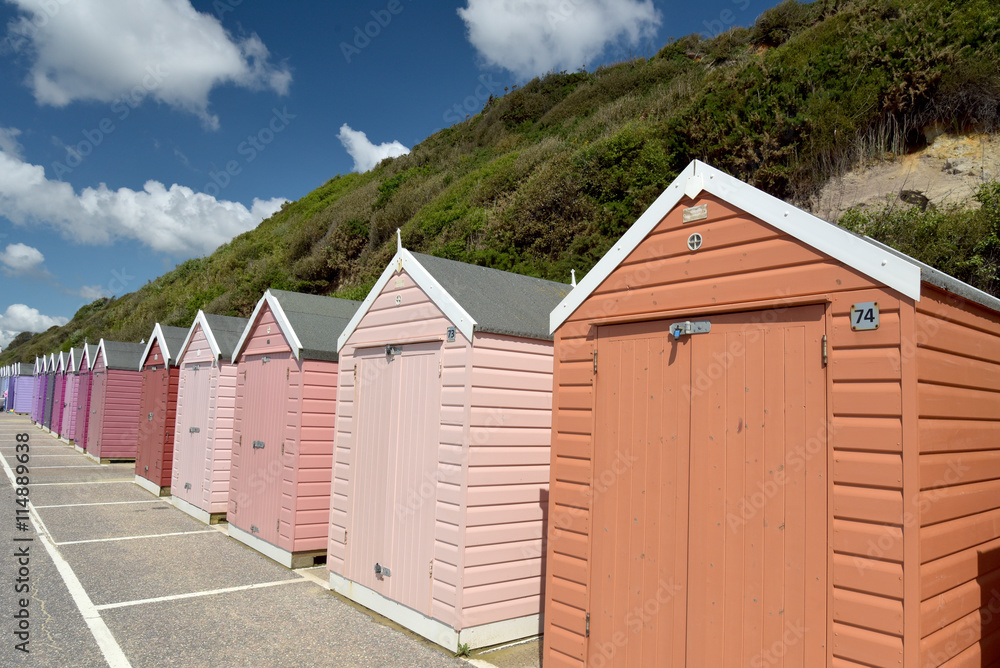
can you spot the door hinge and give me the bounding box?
[586,612,590,637]
[238,435,242,446]
[276,519,280,533]
[286,367,289,381]
[233,501,237,514]
[429,560,433,578]
[438,360,442,378]
[822,334,828,366]
[593,349,598,374]
[343,530,347,546]
[281,442,284,456]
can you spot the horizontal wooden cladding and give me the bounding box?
[917,311,1000,366]
[919,382,1000,421]
[833,554,904,599]
[834,484,903,524]
[834,451,902,488]
[832,620,903,666]
[579,261,874,324]
[920,418,1000,454]
[832,381,902,417]
[834,587,904,636]
[830,347,901,381]
[918,347,1000,392]
[832,416,902,453]
[830,311,903,350]
[921,478,1000,526]
[833,519,903,562]
[923,537,1000,599]
[921,567,1000,637]
[921,507,1000,563]
[921,451,1000,489]
[919,605,1000,666]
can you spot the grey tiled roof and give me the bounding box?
[203,314,250,363]
[102,341,146,370]
[410,252,572,340]
[268,289,362,361]
[158,326,190,364]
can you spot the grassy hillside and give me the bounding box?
[6,0,1000,363]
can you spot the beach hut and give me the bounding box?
[170,311,248,524]
[86,340,145,463]
[11,363,35,414]
[31,357,44,423]
[52,351,69,439]
[42,353,56,430]
[542,160,1000,668]
[73,344,98,452]
[227,289,360,567]
[59,348,84,443]
[1,366,8,412]
[326,241,571,652]
[134,324,189,496]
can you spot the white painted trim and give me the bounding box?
[95,339,108,372]
[134,474,170,497]
[328,571,542,652]
[57,350,69,373]
[138,322,183,369]
[170,495,213,525]
[336,247,477,351]
[231,289,305,362]
[175,310,223,363]
[549,159,923,332]
[228,523,294,568]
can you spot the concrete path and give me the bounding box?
[0,414,540,667]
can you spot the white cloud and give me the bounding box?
[0,304,68,348]
[0,243,44,272]
[457,0,661,79]
[0,140,286,256]
[337,124,410,173]
[78,285,109,300]
[6,0,292,129]
[0,127,24,159]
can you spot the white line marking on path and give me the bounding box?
[33,465,107,469]
[0,440,132,667]
[35,500,165,509]
[33,481,134,486]
[94,578,306,611]
[56,530,217,546]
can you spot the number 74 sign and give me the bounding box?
[850,301,880,331]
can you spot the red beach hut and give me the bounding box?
[227,289,360,567]
[327,240,570,652]
[134,324,189,497]
[86,339,145,463]
[170,311,249,524]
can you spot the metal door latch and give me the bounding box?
[189,427,200,433]
[669,321,711,340]
[184,482,192,490]
[385,344,401,361]
[252,440,265,449]
[374,562,391,580]
[148,412,154,421]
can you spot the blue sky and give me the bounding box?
[0,0,781,347]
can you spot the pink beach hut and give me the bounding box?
[170,311,249,524]
[227,289,360,567]
[326,239,571,652]
[74,344,98,452]
[59,347,84,443]
[86,339,145,462]
[31,357,44,423]
[52,351,68,438]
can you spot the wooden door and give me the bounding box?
[588,305,827,667]
[136,367,169,482]
[173,363,210,506]
[347,342,442,615]
[87,372,107,453]
[232,352,291,545]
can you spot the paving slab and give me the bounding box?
[6,455,101,468]
[30,481,157,507]
[31,464,135,485]
[101,581,467,668]
[63,531,299,606]
[37,499,208,543]
[0,472,107,667]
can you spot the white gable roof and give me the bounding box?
[139,323,183,368]
[336,233,476,351]
[550,160,923,333]
[177,311,223,362]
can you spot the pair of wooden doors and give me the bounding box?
[588,305,828,667]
